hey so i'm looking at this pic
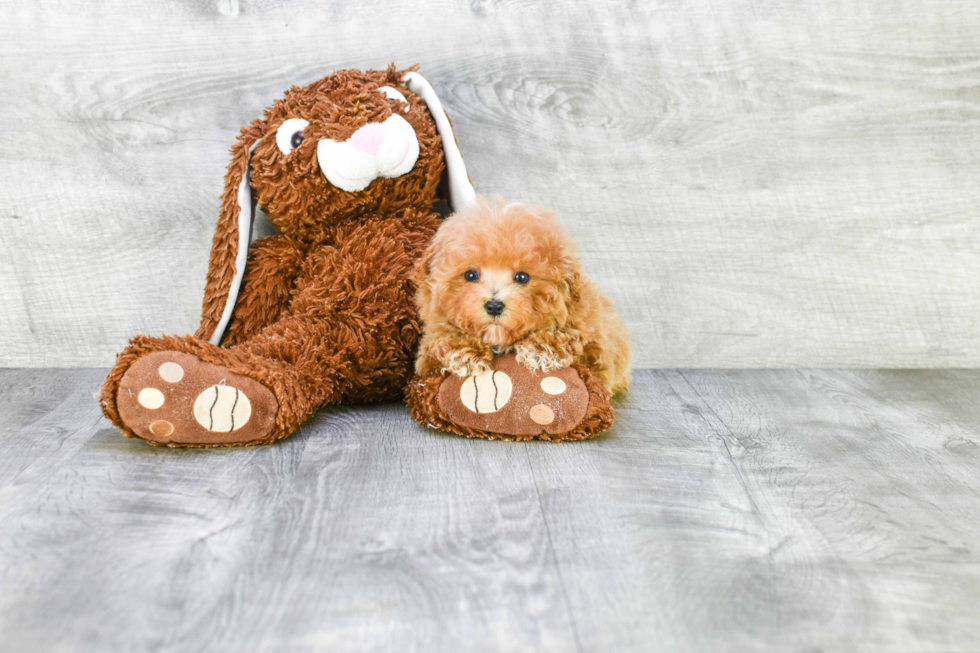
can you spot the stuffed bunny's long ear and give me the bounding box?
[196,126,262,346]
[404,72,476,211]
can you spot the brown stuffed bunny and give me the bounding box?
[100,65,475,446]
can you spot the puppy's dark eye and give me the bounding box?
[514,271,530,285]
[290,131,304,149]
[464,270,479,282]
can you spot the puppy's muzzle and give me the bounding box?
[484,300,505,317]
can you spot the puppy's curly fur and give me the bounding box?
[414,197,631,395]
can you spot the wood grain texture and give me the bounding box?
[2,367,980,651]
[1,0,980,366]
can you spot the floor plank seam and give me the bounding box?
[673,370,765,518]
[523,442,585,653]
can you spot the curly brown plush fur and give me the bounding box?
[100,65,452,446]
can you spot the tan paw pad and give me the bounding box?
[137,388,165,409]
[529,404,555,425]
[540,376,566,395]
[193,385,252,432]
[149,420,174,437]
[158,361,184,383]
[459,370,512,414]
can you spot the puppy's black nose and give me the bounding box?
[484,300,505,317]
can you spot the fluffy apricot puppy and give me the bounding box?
[414,197,631,395]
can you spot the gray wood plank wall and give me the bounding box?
[1,0,978,367]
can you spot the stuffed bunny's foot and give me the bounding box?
[116,351,278,446]
[407,353,614,441]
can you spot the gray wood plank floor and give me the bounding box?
[1,368,978,652]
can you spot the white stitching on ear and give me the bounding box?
[403,72,476,210]
[209,141,259,346]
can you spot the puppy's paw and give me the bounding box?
[442,349,494,377]
[515,341,573,373]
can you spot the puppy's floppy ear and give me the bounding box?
[411,235,441,310]
[561,248,584,308]
[195,119,265,345]
[564,265,583,304]
[412,232,439,288]
[412,244,435,286]
[403,72,477,211]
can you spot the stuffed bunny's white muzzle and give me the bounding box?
[317,115,420,192]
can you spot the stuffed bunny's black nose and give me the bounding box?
[484,300,505,317]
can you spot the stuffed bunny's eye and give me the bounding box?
[275,118,310,156]
[378,86,410,113]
